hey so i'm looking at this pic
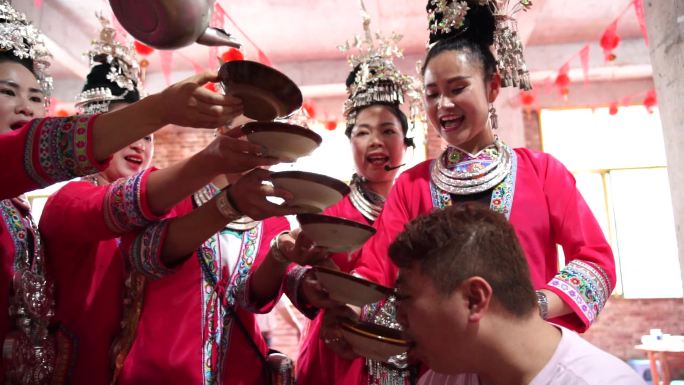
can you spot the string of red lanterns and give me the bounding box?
[543,0,654,115]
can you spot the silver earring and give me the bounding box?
[489,104,498,130]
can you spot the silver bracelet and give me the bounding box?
[536,290,549,320]
[216,188,241,221]
[269,231,291,265]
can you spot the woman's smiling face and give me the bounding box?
[422,49,499,153]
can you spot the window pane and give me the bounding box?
[540,106,667,171]
[609,168,682,298]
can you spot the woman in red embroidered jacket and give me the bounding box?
[0,6,258,383]
[37,19,276,384]
[0,8,244,200]
[117,163,305,385]
[350,1,614,342]
[281,82,414,384]
[0,67,245,200]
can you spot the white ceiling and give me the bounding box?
[10,0,649,100]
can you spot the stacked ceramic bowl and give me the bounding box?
[220,61,408,362]
[219,60,376,249]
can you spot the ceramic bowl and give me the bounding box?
[297,213,375,252]
[340,320,409,362]
[313,266,392,306]
[242,122,321,162]
[219,60,302,121]
[271,172,349,213]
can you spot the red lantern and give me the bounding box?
[600,20,621,62]
[302,101,317,119]
[220,48,244,63]
[55,109,69,117]
[520,91,535,107]
[608,101,619,115]
[134,41,155,56]
[324,119,337,131]
[643,90,657,113]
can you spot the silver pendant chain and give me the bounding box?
[349,176,385,222]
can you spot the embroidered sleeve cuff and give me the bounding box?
[126,220,176,279]
[104,169,160,234]
[547,260,611,328]
[24,115,109,187]
[286,265,319,320]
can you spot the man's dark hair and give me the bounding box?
[389,203,536,317]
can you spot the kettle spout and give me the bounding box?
[196,27,241,48]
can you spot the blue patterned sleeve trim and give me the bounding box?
[104,170,156,234]
[285,265,319,319]
[126,220,176,279]
[548,260,611,325]
[24,116,101,187]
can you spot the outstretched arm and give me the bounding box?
[1,71,242,199]
[91,71,243,162]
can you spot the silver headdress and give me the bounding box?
[339,0,422,133]
[427,0,533,90]
[76,14,142,114]
[0,1,53,98]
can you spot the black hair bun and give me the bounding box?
[427,2,495,48]
[81,63,140,104]
[0,50,35,76]
[345,64,360,88]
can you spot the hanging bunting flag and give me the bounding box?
[633,0,649,46]
[554,62,571,99]
[600,19,621,62]
[159,50,174,86]
[257,50,272,66]
[578,45,591,84]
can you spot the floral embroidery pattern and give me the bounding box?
[126,220,174,279]
[549,260,611,324]
[24,116,98,187]
[0,200,28,269]
[444,145,499,173]
[200,225,262,385]
[104,170,153,233]
[430,145,518,219]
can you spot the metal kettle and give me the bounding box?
[109,0,240,49]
